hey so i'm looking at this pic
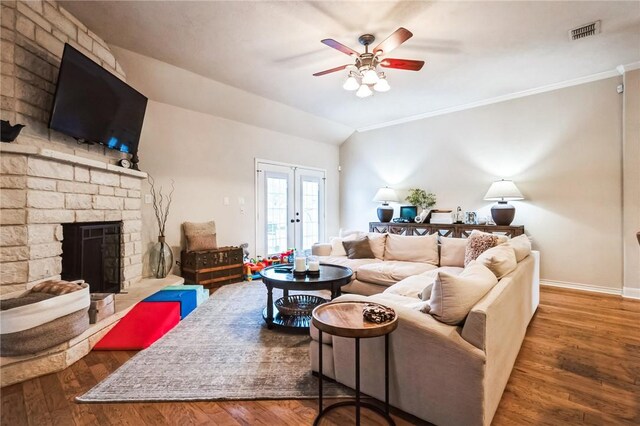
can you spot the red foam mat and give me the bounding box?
[93,301,180,350]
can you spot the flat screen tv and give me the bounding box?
[49,43,147,154]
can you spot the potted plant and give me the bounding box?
[405,188,436,223]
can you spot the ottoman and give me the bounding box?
[93,301,180,350]
[163,285,209,306]
[143,289,198,319]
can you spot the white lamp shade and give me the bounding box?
[343,75,359,91]
[356,84,373,98]
[373,77,390,92]
[372,187,398,203]
[362,68,379,85]
[484,179,524,201]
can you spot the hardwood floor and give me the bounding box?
[2,286,639,425]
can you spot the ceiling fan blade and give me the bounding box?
[379,58,425,71]
[321,39,359,57]
[313,64,350,76]
[373,27,413,55]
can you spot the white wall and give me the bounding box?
[138,101,340,276]
[623,69,640,298]
[340,77,624,291]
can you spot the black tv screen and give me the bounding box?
[49,43,147,154]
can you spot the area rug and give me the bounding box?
[77,281,352,402]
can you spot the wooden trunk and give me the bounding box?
[181,247,244,288]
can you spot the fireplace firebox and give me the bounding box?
[61,222,122,294]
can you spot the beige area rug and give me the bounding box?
[77,281,352,402]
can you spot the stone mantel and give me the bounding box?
[1,146,146,294]
[0,144,147,179]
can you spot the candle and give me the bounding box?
[308,255,320,272]
[294,256,307,272]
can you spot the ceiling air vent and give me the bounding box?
[569,21,601,40]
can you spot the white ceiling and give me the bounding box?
[61,1,640,132]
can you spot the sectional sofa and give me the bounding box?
[310,232,540,426]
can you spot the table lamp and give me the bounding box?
[372,187,398,222]
[483,179,524,226]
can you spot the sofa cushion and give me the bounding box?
[343,236,375,259]
[384,233,439,265]
[330,234,358,256]
[476,244,518,279]
[318,256,381,278]
[183,221,217,252]
[464,230,507,266]
[366,232,387,259]
[440,236,467,267]
[357,261,438,286]
[503,234,532,262]
[429,261,498,325]
[384,271,438,300]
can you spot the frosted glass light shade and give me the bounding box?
[356,84,373,98]
[484,179,524,201]
[372,187,398,203]
[343,75,359,91]
[374,77,390,92]
[362,68,379,85]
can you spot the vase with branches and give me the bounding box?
[406,188,436,223]
[148,175,175,278]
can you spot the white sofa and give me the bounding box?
[310,232,540,426]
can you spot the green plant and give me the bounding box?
[405,188,436,210]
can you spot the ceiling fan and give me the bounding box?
[313,27,425,98]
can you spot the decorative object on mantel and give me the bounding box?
[373,186,398,223]
[0,120,25,142]
[484,179,524,226]
[149,174,175,278]
[405,188,436,223]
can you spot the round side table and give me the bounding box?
[312,301,398,426]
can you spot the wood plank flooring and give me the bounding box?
[2,286,639,425]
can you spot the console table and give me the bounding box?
[369,222,525,238]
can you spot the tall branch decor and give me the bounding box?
[148,175,175,278]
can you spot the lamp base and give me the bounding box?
[491,202,515,226]
[377,205,394,223]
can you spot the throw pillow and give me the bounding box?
[183,221,217,252]
[476,245,518,279]
[31,280,83,295]
[330,233,358,256]
[429,261,499,325]
[504,234,532,262]
[383,271,437,300]
[366,232,387,259]
[188,234,218,252]
[342,237,375,259]
[464,230,505,266]
[439,236,467,267]
[384,233,439,265]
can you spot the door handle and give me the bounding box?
[290,219,295,223]
[296,219,300,223]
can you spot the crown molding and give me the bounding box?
[357,63,638,133]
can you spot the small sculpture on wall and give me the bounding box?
[1,120,25,142]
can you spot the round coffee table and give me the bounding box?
[260,264,353,330]
[312,301,398,426]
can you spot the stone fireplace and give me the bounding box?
[0,144,146,295]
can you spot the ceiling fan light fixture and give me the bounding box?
[343,73,360,91]
[373,75,390,92]
[356,84,373,98]
[362,68,379,85]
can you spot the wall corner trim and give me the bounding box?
[622,287,640,300]
[357,63,638,133]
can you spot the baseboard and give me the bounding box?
[540,280,622,296]
[622,287,640,299]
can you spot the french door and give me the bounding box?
[256,161,325,256]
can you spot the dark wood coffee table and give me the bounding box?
[259,264,353,330]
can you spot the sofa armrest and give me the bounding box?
[311,243,332,256]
